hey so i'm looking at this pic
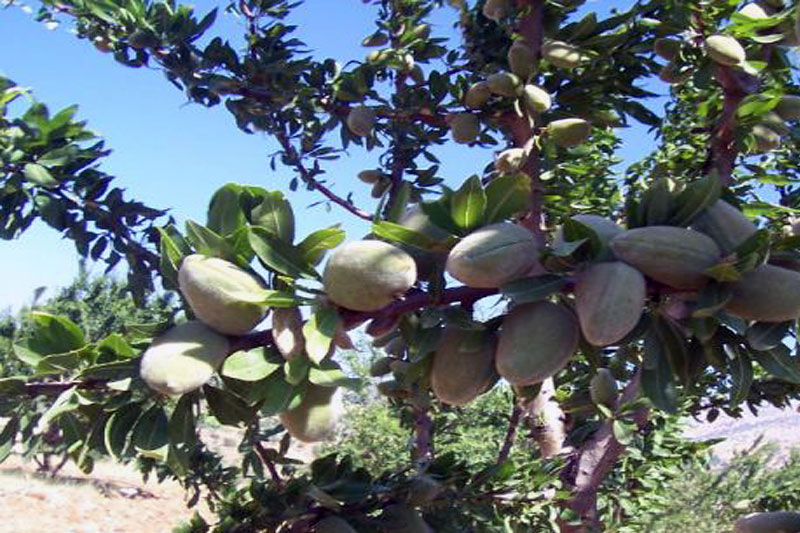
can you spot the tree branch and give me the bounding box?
[340,286,498,329]
[527,378,567,458]
[560,368,648,533]
[274,130,373,221]
[497,402,523,464]
[705,66,759,185]
[512,0,546,246]
[253,440,285,489]
[21,379,109,396]
[412,405,434,472]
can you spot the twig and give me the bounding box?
[274,130,373,221]
[497,403,523,464]
[412,406,434,472]
[340,286,498,328]
[23,379,109,396]
[253,441,285,489]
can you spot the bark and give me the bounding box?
[527,378,567,458]
[560,370,648,533]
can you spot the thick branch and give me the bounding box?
[527,378,567,458]
[511,0,546,245]
[705,66,759,185]
[561,369,648,533]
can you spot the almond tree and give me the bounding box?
[2,1,800,531]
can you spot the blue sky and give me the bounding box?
[0,0,657,312]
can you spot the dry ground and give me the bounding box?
[0,426,318,533]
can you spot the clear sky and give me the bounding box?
[0,0,658,312]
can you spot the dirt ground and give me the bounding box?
[0,426,318,533]
[0,454,211,533]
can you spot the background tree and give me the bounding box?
[2,1,800,532]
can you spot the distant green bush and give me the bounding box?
[617,443,800,533]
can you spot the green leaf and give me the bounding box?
[638,178,674,226]
[727,345,753,407]
[642,329,679,413]
[104,403,142,459]
[309,361,360,389]
[249,190,295,243]
[23,163,59,188]
[451,175,486,231]
[692,283,732,318]
[0,417,19,463]
[97,333,136,358]
[27,312,85,356]
[222,348,281,381]
[132,405,169,452]
[302,306,341,365]
[285,355,310,385]
[36,388,80,433]
[669,174,722,226]
[420,197,461,236]
[207,183,247,237]
[36,347,87,374]
[258,373,300,416]
[612,419,635,446]
[298,226,346,265]
[752,345,800,385]
[248,226,318,279]
[168,394,196,448]
[501,275,568,304]
[185,220,233,258]
[12,343,43,367]
[746,321,792,351]
[158,225,191,289]
[653,316,691,387]
[484,173,531,223]
[203,385,256,427]
[371,221,441,251]
[731,229,771,273]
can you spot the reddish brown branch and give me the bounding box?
[22,379,108,397]
[510,0,546,246]
[253,441,285,489]
[274,131,372,221]
[340,286,498,329]
[705,66,759,185]
[412,406,434,472]
[560,369,648,533]
[497,403,523,464]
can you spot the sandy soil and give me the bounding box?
[0,455,210,533]
[0,425,319,533]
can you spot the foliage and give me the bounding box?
[1,0,800,532]
[620,443,800,533]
